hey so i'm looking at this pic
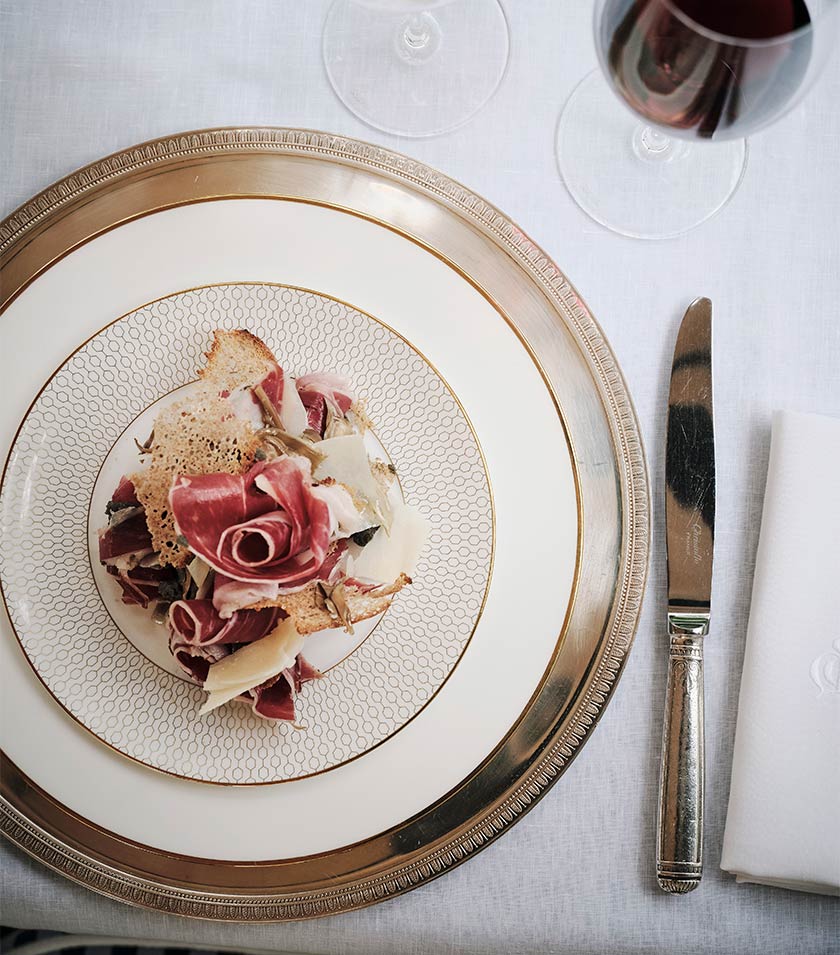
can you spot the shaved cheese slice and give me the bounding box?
[187,555,212,589]
[280,377,309,437]
[311,482,368,535]
[352,501,430,583]
[200,627,304,716]
[204,617,304,693]
[199,682,255,716]
[314,435,380,502]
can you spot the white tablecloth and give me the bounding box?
[1,2,839,953]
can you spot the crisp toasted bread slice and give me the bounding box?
[132,330,276,566]
[248,574,411,635]
[198,329,276,391]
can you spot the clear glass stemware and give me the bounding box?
[557,0,839,239]
[323,0,510,138]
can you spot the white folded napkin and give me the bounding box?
[721,410,840,896]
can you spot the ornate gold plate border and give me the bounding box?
[0,128,649,920]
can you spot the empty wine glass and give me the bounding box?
[557,0,839,239]
[323,0,510,137]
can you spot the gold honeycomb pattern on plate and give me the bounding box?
[0,284,493,784]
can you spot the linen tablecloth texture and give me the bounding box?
[1,1,839,953]
[721,411,840,896]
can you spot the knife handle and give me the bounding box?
[656,631,704,893]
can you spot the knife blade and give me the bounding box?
[656,297,715,894]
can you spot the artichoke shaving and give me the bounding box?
[257,427,326,469]
[324,406,355,439]
[107,504,144,528]
[196,568,215,600]
[350,525,379,547]
[134,429,155,456]
[316,581,355,635]
[253,385,327,466]
[152,601,170,625]
[253,384,284,430]
[369,495,394,535]
[105,499,140,521]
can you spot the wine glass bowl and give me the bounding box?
[557,0,839,239]
[599,0,833,142]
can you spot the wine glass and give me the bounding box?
[323,0,510,137]
[557,0,839,239]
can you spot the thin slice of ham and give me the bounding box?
[257,364,284,411]
[251,364,310,436]
[170,458,333,587]
[212,574,280,619]
[296,372,354,435]
[298,391,327,435]
[296,372,354,414]
[107,564,172,608]
[98,512,153,563]
[110,476,139,505]
[211,540,349,617]
[249,653,322,721]
[221,510,296,568]
[254,459,331,561]
[170,637,231,684]
[169,599,281,646]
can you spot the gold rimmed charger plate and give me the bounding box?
[0,128,648,920]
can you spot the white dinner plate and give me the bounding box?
[2,282,495,784]
[0,129,648,919]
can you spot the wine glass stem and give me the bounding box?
[397,12,442,63]
[631,125,689,163]
[404,15,430,48]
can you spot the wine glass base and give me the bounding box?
[323,0,510,138]
[557,71,748,240]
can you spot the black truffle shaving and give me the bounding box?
[105,499,138,520]
[350,525,379,548]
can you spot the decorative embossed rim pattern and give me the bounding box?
[0,128,649,920]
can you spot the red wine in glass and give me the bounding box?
[557,0,835,237]
[603,0,813,139]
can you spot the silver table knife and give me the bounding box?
[657,297,715,894]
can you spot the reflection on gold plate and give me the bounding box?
[0,128,648,920]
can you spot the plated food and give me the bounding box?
[97,330,428,722]
[2,281,492,783]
